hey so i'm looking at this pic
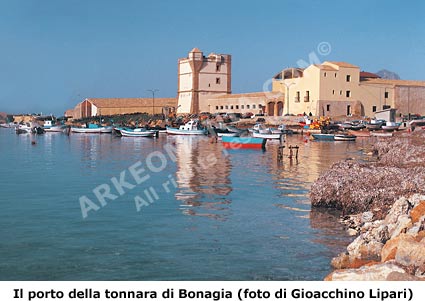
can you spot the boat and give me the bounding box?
[216,131,239,137]
[71,123,113,134]
[118,128,157,137]
[15,124,32,134]
[43,120,66,132]
[381,122,400,131]
[252,132,284,139]
[221,136,266,149]
[334,134,357,141]
[366,119,385,130]
[311,133,335,141]
[166,120,207,135]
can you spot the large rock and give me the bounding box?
[395,237,425,267]
[326,262,406,281]
[410,201,425,223]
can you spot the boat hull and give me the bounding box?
[221,136,266,149]
[119,129,157,137]
[334,134,357,141]
[311,134,335,141]
[252,132,283,139]
[71,126,112,134]
[166,127,207,135]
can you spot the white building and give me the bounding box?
[177,48,231,114]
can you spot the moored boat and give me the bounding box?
[381,122,400,131]
[311,133,335,141]
[334,134,357,141]
[366,119,385,130]
[166,120,207,135]
[118,128,157,137]
[252,132,283,139]
[371,131,393,137]
[71,124,113,134]
[221,136,266,149]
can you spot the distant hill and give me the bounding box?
[376,69,400,80]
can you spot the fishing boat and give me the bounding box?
[311,133,335,141]
[166,120,207,135]
[366,119,385,130]
[252,131,283,139]
[43,120,66,132]
[71,124,113,134]
[15,123,32,134]
[221,136,266,149]
[334,134,357,141]
[118,128,157,137]
[381,122,400,131]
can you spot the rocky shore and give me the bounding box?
[309,130,425,280]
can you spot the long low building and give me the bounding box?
[65,98,177,119]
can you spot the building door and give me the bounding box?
[277,102,284,116]
[347,105,351,116]
[267,102,275,116]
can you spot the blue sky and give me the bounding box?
[0,0,424,115]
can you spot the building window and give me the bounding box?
[253,104,256,109]
[230,105,234,109]
[340,90,342,95]
[208,84,211,87]
[295,91,300,102]
[384,91,389,98]
[215,106,219,110]
[258,104,262,108]
[347,105,351,116]
[335,73,337,78]
[216,77,220,84]
[326,104,330,112]
[346,90,351,97]
[372,106,377,112]
[346,75,351,82]
[247,104,250,109]
[236,105,239,109]
[225,105,228,109]
[324,72,327,77]
[383,105,391,110]
[332,90,335,95]
[216,64,221,72]
[304,91,310,102]
[241,105,244,109]
[220,106,224,110]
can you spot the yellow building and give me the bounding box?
[65,98,177,119]
[272,61,425,117]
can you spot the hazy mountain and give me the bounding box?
[376,69,400,80]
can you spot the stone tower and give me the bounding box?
[177,48,231,114]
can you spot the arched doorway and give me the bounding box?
[277,101,284,116]
[267,102,275,116]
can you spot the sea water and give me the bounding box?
[0,129,367,280]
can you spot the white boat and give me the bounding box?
[371,131,393,137]
[166,120,207,135]
[119,128,157,137]
[334,134,357,141]
[71,124,113,134]
[252,131,284,139]
[43,120,65,132]
[381,122,400,131]
[15,124,32,134]
[216,132,239,137]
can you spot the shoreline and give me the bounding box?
[309,130,425,280]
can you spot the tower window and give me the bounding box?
[332,90,335,95]
[247,105,250,109]
[215,106,219,110]
[216,78,220,84]
[216,64,221,72]
[384,91,389,98]
[346,75,351,82]
[236,105,239,109]
[346,90,351,97]
[326,105,330,112]
[372,106,377,112]
[324,72,327,77]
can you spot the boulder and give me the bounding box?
[395,237,425,267]
[410,201,425,223]
[326,262,406,281]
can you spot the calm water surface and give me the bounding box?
[0,129,370,280]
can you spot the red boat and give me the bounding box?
[221,136,266,149]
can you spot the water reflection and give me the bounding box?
[170,135,232,220]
